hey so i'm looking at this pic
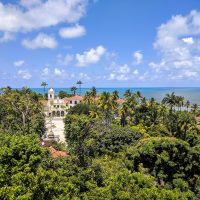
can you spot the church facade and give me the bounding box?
[43,88,83,118]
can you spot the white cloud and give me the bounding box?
[57,54,74,66]
[0,0,87,34]
[54,68,65,76]
[42,67,50,76]
[22,33,57,49]
[150,10,200,80]
[170,70,198,80]
[78,72,90,80]
[107,62,139,81]
[182,37,194,45]
[59,24,86,38]
[76,45,106,66]
[133,51,143,64]
[117,64,130,74]
[108,73,129,81]
[41,67,76,80]
[0,32,14,43]
[133,69,139,75]
[14,60,25,67]
[18,70,32,79]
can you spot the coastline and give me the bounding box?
[28,87,200,104]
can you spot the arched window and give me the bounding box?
[52,111,56,117]
[61,111,65,117]
[57,111,60,117]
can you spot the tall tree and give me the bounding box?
[41,82,48,97]
[98,92,114,125]
[162,92,177,111]
[70,86,77,95]
[191,104,198,117]
[124,89,132,99]
[176,96,185,111]
[83,91,92,105]
[76,80,83,95]
[119,102,129,127]
[90,86,97,102]
[112,90,119,101]
[185,100,190,111]
[0,88,45,135]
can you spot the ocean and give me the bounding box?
[31,87,200,104]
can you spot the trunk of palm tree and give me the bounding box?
[43,86,45,97]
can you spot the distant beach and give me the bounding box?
[30,87,200,104]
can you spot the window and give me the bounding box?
[75,101,77,104]
[70,101,72,104]
[54,105,56,108]
[57,105,59,108]
[52,111,56,117]
[57,111,60,117]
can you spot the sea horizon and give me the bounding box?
[25,87,200,104]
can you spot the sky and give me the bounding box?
[0,0,200,88]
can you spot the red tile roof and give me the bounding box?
[64,95,83,101]
[116,98,125,104]
[48,147,69,158]
[40,100,48,106]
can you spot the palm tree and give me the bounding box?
[176,96,185,111]
[135,91,142,103]
[76,80,83,96]
[41,82,48,97]
[90,86,97,102]
[124,89,132,99]
[185,100,190,111]
[162,92,177,111]
[1,86,12,94]
[98,92,113,125]
[191,104,198,117]
[148,98,159,125]
[177,112,196,139]
[159,103,167,124]
[136,91,142,98]
[119,103,129,127]
[83,91,92,104]
[112,90,119,101]
[70,86,77,95]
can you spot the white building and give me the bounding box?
[42,88,83,118]
[65,95,83,108]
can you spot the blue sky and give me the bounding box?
[0,0,200,88]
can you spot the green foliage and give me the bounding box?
[0,132,89,200]
[1,88,200,199]
[126,137,200,193]
[0,88,45,136]
[65,115,143,162]
[68,103,90,115]
[65,114,94,166]
[87,124,143,155]
[84,169,194,200]
[58,90,72,98]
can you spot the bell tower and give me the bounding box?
[48,88,55,100]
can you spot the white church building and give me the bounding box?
[43,88,83,118]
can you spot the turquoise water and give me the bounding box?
[31,87,200,104]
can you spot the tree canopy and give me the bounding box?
[1,88,200,199]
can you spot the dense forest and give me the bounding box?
[0,86,200,199]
